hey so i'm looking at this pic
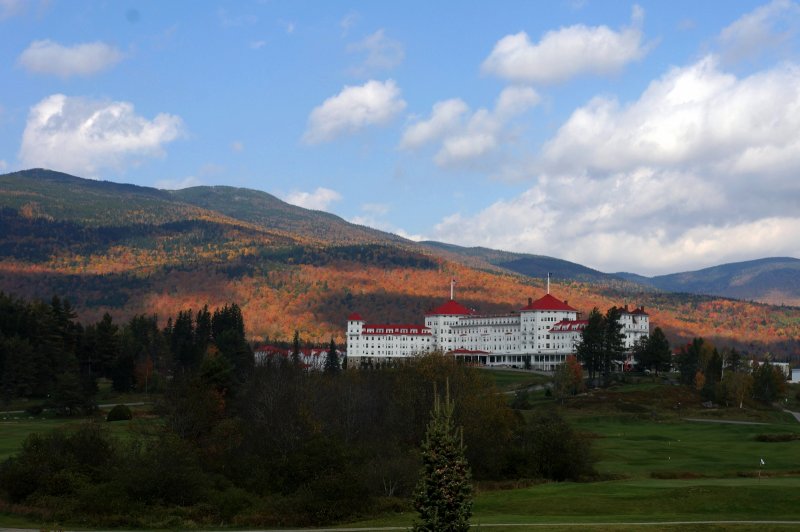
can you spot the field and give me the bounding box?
[341,379,800,530]
[482,367,551,392]
[1,378,799,530]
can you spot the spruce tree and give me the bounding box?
[324,338,340,374]
[413,381,472,532]
[291,330,302,367]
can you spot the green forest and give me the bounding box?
[0,292,594,528]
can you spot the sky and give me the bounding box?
[1,0,800,276]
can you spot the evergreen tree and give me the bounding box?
[601,306,625,383]
[635,327,671,374]
[324,338,340,374]
[412,382,472,532]
[291,330,302,367]
[576,308,604,381]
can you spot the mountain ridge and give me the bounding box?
[0,168,798,360]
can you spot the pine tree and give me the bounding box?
[324,337,340,374]
[412,381,472,532]
[291,330,302,367]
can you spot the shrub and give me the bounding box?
[25,404,43,416]
[106,404,133,422]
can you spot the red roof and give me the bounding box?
[520,293,577,312]
[426,299,474,316]
[449,348,490,355]
[347,312,364,321]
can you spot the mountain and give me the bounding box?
[1,169,798,360]
[419,241,632,285]
[616,257,800,307]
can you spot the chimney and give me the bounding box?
[564,300,568,305]
[528,297,532,306]
[625,304,629,312]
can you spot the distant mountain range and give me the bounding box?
[0,169,798,359]
[616,257,800,307]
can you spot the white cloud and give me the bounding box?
[0,159,7,171]
[429,54,800,275]
[718,0,800,63]
[156,176,202,190]
[399,98,469,150]
[250,40,266,50]
[284,187,342,211]
[541,55,800,180]
[231,141,244,152]
[18,40,123,78]
[347,29,404,75]
[304,79,406,144]
[19,94,184,176]
[481,5,648,84]
[401,86,539,167]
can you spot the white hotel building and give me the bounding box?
[346,291,649,371]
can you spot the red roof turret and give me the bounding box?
[426,299,474,316]
[347,312,364,321]
[520,293,577,312]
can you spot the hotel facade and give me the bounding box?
[346,289,649,371]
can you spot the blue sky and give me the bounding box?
[2,0,799,275]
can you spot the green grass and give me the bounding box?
[570,415,800,479]
[343,477,800,529]
[0,415,161,461]
[484,368,551,392]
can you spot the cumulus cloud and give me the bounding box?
[19,94,184,176]
[18,40,123,78]
[541,55,800,181]
[400,86,539,167]
[304,79,406,144]
[284,187,342,211]
[481,5,648,84]
[399,99,469,150]
[156,176,202,190]
[0,159,7,171]
[347,29,404,76]
[718,0,800,63]
[429,54,800,275]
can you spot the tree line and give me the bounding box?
[0,291,252,412]
[0,291,598,527]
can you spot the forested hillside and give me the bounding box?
[0,169,798,362]
[617,257,800,307]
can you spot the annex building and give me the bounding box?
[346,286,649,371]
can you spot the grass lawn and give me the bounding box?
[343,477,800,529]
[0,415,161,461]
[484,368,551,392]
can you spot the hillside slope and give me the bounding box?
[617,257,800,307]
[0,169,798,360]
